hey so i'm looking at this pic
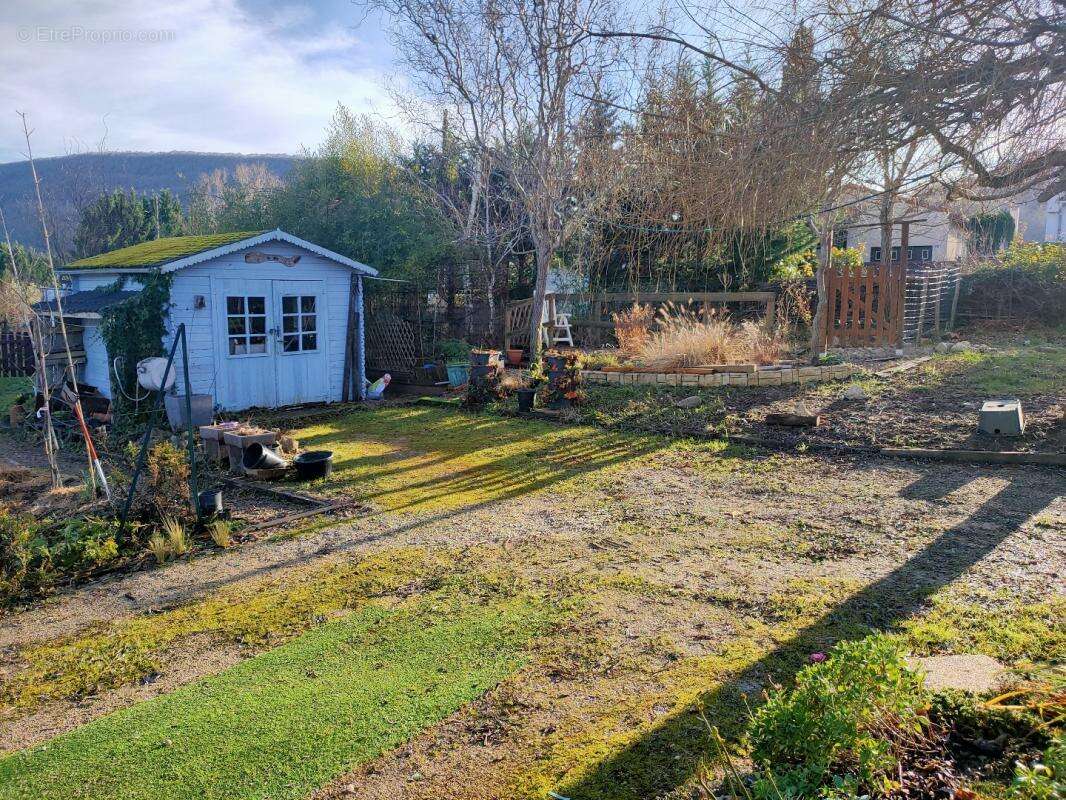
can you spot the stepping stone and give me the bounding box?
[907,654,1005,693]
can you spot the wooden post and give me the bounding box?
[341,272,357,402]
[503,304,512,352]
[808,224,833,362]
[898,222,910,346]
[947,267,962,332]
[931,264,942,343]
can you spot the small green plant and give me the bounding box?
[580,350,622,370]
[208,519,232,548]
[162,517,188,557]
[436,338,471,363]
[147,532,168,564]
[1006,734,1063,800]
[742,636,937,799]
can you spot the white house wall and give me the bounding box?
[165,241,352,409]
[81,321,112,399]
[846,210,967,262]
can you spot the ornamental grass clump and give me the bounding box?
[612,303,655,354]
[741,636,954,799]
[635,304,786,370]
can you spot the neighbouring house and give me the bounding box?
[844,200,972,264]
[1011,191,1065,243]
[34,229,377,411]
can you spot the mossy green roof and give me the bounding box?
[64,231,267,270]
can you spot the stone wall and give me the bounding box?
[580,363,857,388]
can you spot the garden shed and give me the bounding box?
[37,229,377,410]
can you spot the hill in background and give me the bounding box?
[0,151,299,254]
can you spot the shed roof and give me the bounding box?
[61,229,378,276]
[64,231,265,270]
[33,287,141,317]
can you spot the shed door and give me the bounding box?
[272,280,328,406]
[217,279,276,409]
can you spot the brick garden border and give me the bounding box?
[580,363,857,388]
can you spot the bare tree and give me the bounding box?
[378,0,624,354]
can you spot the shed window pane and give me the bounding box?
[301,296,316,313]
[282,296,297,314]
[227,297,244,315]
[301,314,316,332]
[283,316,297,333]
[283,334,300,352]
[302,333,317,351]
[228,317,246,335]
[250,316,266,334]
[248,336,267,353]
[248,297,265,315]
[229,337,247,355]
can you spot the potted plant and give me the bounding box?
[437,339,472,388]
[539,350,584,409]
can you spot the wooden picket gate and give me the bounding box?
[823,261,906,347]
[0,331,34,377]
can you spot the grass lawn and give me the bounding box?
[294,404,666,513]
[0,376,31,415]
[0,596,552,800]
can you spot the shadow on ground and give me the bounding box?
[556,470,1063,799]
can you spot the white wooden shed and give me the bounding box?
[41,230,377,410]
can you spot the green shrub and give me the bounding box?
[746,636,932,799]
[0,509,52,600]
[960,242,1066,324]
[436,338,471,363]
[1,510,121,602]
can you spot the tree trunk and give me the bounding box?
[528,235,552,358]
[808,224,833,363]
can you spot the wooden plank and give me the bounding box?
[765,412,821,427]
[862,261,876,344]
[880,448,1066,466]
[873,355,932,377]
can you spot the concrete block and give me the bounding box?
[681,374,698,385]
[726,373,748,386]
[979,399,1025,436]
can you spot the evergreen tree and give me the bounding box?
[73,188,187,258]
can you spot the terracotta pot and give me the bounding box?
[506,348,524,366]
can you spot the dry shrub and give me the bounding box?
[611,304,654,354]
[636,310,784,370]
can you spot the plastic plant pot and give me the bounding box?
[242,443,286,471]
[517,387,535,412]
[198,487,223,517]
[294,450,334,480]
[446,363,470,387]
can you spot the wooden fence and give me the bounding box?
[0,331,34,377]
[504,291,777,351]
[822,262,906,347]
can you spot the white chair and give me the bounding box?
[540,299,575,348]
[551,313,574,347]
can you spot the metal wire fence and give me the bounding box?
[901,261,962,345]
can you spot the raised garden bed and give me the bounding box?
[582,362,856,387]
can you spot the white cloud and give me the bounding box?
[0,0,401,161]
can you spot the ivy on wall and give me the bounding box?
[100,271,173,420]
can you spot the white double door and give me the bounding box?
[216,278,328,409]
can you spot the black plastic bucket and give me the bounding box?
[294,450,334,480]
[198,487,223,517]
[517,387,535,412]
[243,442,286,471]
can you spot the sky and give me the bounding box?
[0,0,400,163]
